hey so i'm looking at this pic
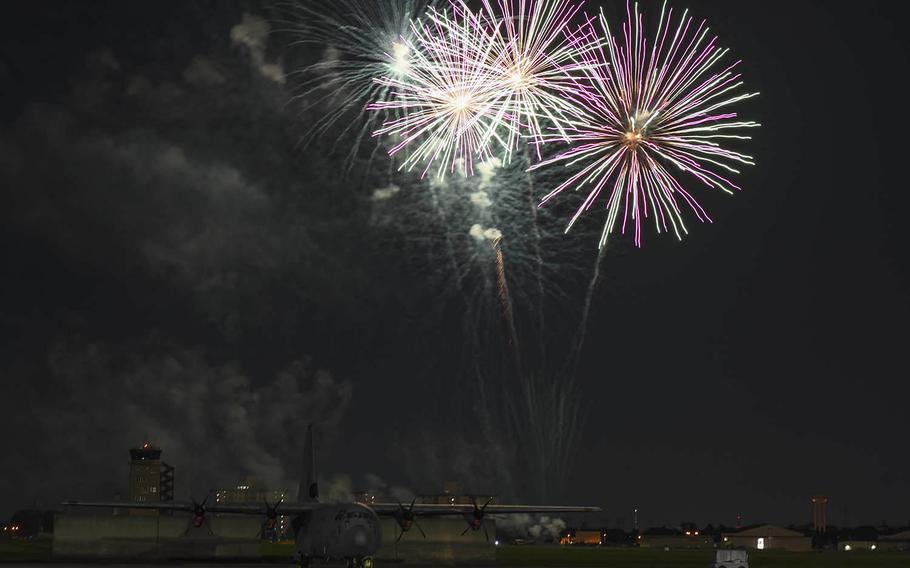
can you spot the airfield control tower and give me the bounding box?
[128,443,174,515]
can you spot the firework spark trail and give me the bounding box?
[370,5,517,179]
[531,0,760,248]
[519,144,548,365]
[370,162,604,501]
[492,236,523,378]
[566,243,605,379]
[276,0,437,166]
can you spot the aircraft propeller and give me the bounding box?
[256,498,284,539]
[460,496,493,541]
[190,497,208,527]
[395,499,426,542]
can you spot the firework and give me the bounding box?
[532,1,760,247]
[472,0,599,160]
[277,0,436,162]
[370,5,519,179]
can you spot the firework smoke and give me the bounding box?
[370,154,609,501]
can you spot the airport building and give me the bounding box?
[638,527,713,549]
[878,529,910,551]
[559,529,604,545]
[214,476,289,538]
[722,524,812,551]
[127,443,175,516]
[416,481,495,506]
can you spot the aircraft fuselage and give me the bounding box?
[295,502,381,565]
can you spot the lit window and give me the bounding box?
[757,537,765,550]
[844,544,851,551]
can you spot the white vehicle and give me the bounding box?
[713,549,749,568]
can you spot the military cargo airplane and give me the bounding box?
[64,424,600,567]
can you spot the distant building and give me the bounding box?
[559,529,603,545]
[129,443,161,516]
[215,476,288,539]
[722,524,812,552]
[128,443,175,516]
[811,495,828,533]
[639,526,712,549]
[878,529,910,552]
[416,481,495,506]
[5,510,54,538]
[352,491,376,505]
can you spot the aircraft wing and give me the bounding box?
[61,500,318,515]
[62,500,193,512]
[369,502,601,516]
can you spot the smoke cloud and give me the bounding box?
[495,514,566,541]
[230,14,285,85]
[0,335,350,505]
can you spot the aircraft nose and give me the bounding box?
[346,525,372,553]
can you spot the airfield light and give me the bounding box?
[872,545,877,551]
[844,544,852,551]
[686,531,691,535]
[494,540,500,546]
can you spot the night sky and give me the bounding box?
[1,0,908,529]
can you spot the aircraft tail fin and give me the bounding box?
[298,423,319,503]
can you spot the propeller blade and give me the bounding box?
[396,528,405,543]
[483,524,489,542]
[415,520,426,539]
[461,525,471,536]
[481,497,493,512]
[408,498,416,513]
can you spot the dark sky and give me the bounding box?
[1,0,908,530]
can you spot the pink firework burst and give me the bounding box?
[532,1,760,248]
